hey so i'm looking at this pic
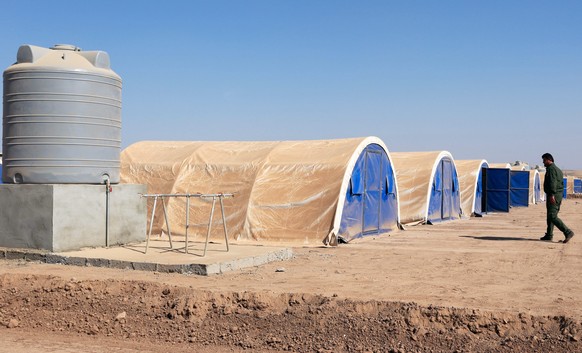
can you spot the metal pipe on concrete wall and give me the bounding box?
[105,178,111,247]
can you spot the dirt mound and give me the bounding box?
[0,273,580,352]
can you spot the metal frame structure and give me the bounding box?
[141,193,234,257]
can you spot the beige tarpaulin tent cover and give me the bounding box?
[120,137,396,245]
[488,163,511,169]
[390,151,456,225]
[564,170,582,178]
[566,176,575,194]
[510,163,529,171]
[455,160,488,216]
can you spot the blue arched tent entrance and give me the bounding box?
[391,151,461,225]
[337,143,399,242]
[427,155,461,223]
[529,170,542,204]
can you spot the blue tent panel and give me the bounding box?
[574,179,582,194]
[427,162,443,222]
[340,155,365,237]
[563,178,567,199]
[510,170,529,207]
[363,150,382,234]
[534,173,542,203]
[441,159,453,219]
[381,157,398,231]
[338,144,398,241]
[484,168,510,212]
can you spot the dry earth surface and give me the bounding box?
[1,200,582,352]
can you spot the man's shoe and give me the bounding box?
[540,234,553,241]
[564,231,575,244]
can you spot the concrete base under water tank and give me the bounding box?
[0,184,146,252]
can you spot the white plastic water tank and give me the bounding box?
[2,44,122,184]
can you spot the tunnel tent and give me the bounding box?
[121,137,400,246]
[390,151,461,225]
[528,170,542,204]
[456,160,488,217]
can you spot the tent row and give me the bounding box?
[536,173,582,199]
[120,137,545,246]
[564,176,582,197]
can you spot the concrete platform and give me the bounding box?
[0,183,147,252]
[0,237,293,276]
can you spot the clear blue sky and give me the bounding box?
[2,1,581,168]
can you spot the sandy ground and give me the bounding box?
[1,199,581,352]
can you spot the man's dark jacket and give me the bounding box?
[544,163,564,200]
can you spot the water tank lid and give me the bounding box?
[51,44,81,51]
[9,44,120,78]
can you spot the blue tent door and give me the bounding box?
[510,171,529,207]
[563,178,568,199]
[534,174,541,203]
[442,159,453,220]
[363,150,382,234]
[427,161,444,223]
[474,165,486,215]
[574,179,582,194]
[338,144,398,241]
[428,159,458,222]
[380,158,398,232]
[484,168,510,212]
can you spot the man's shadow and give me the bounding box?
[460,235,541,242]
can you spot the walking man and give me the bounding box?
[540,153,575,243]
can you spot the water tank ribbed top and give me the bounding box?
[2,44,122,184]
